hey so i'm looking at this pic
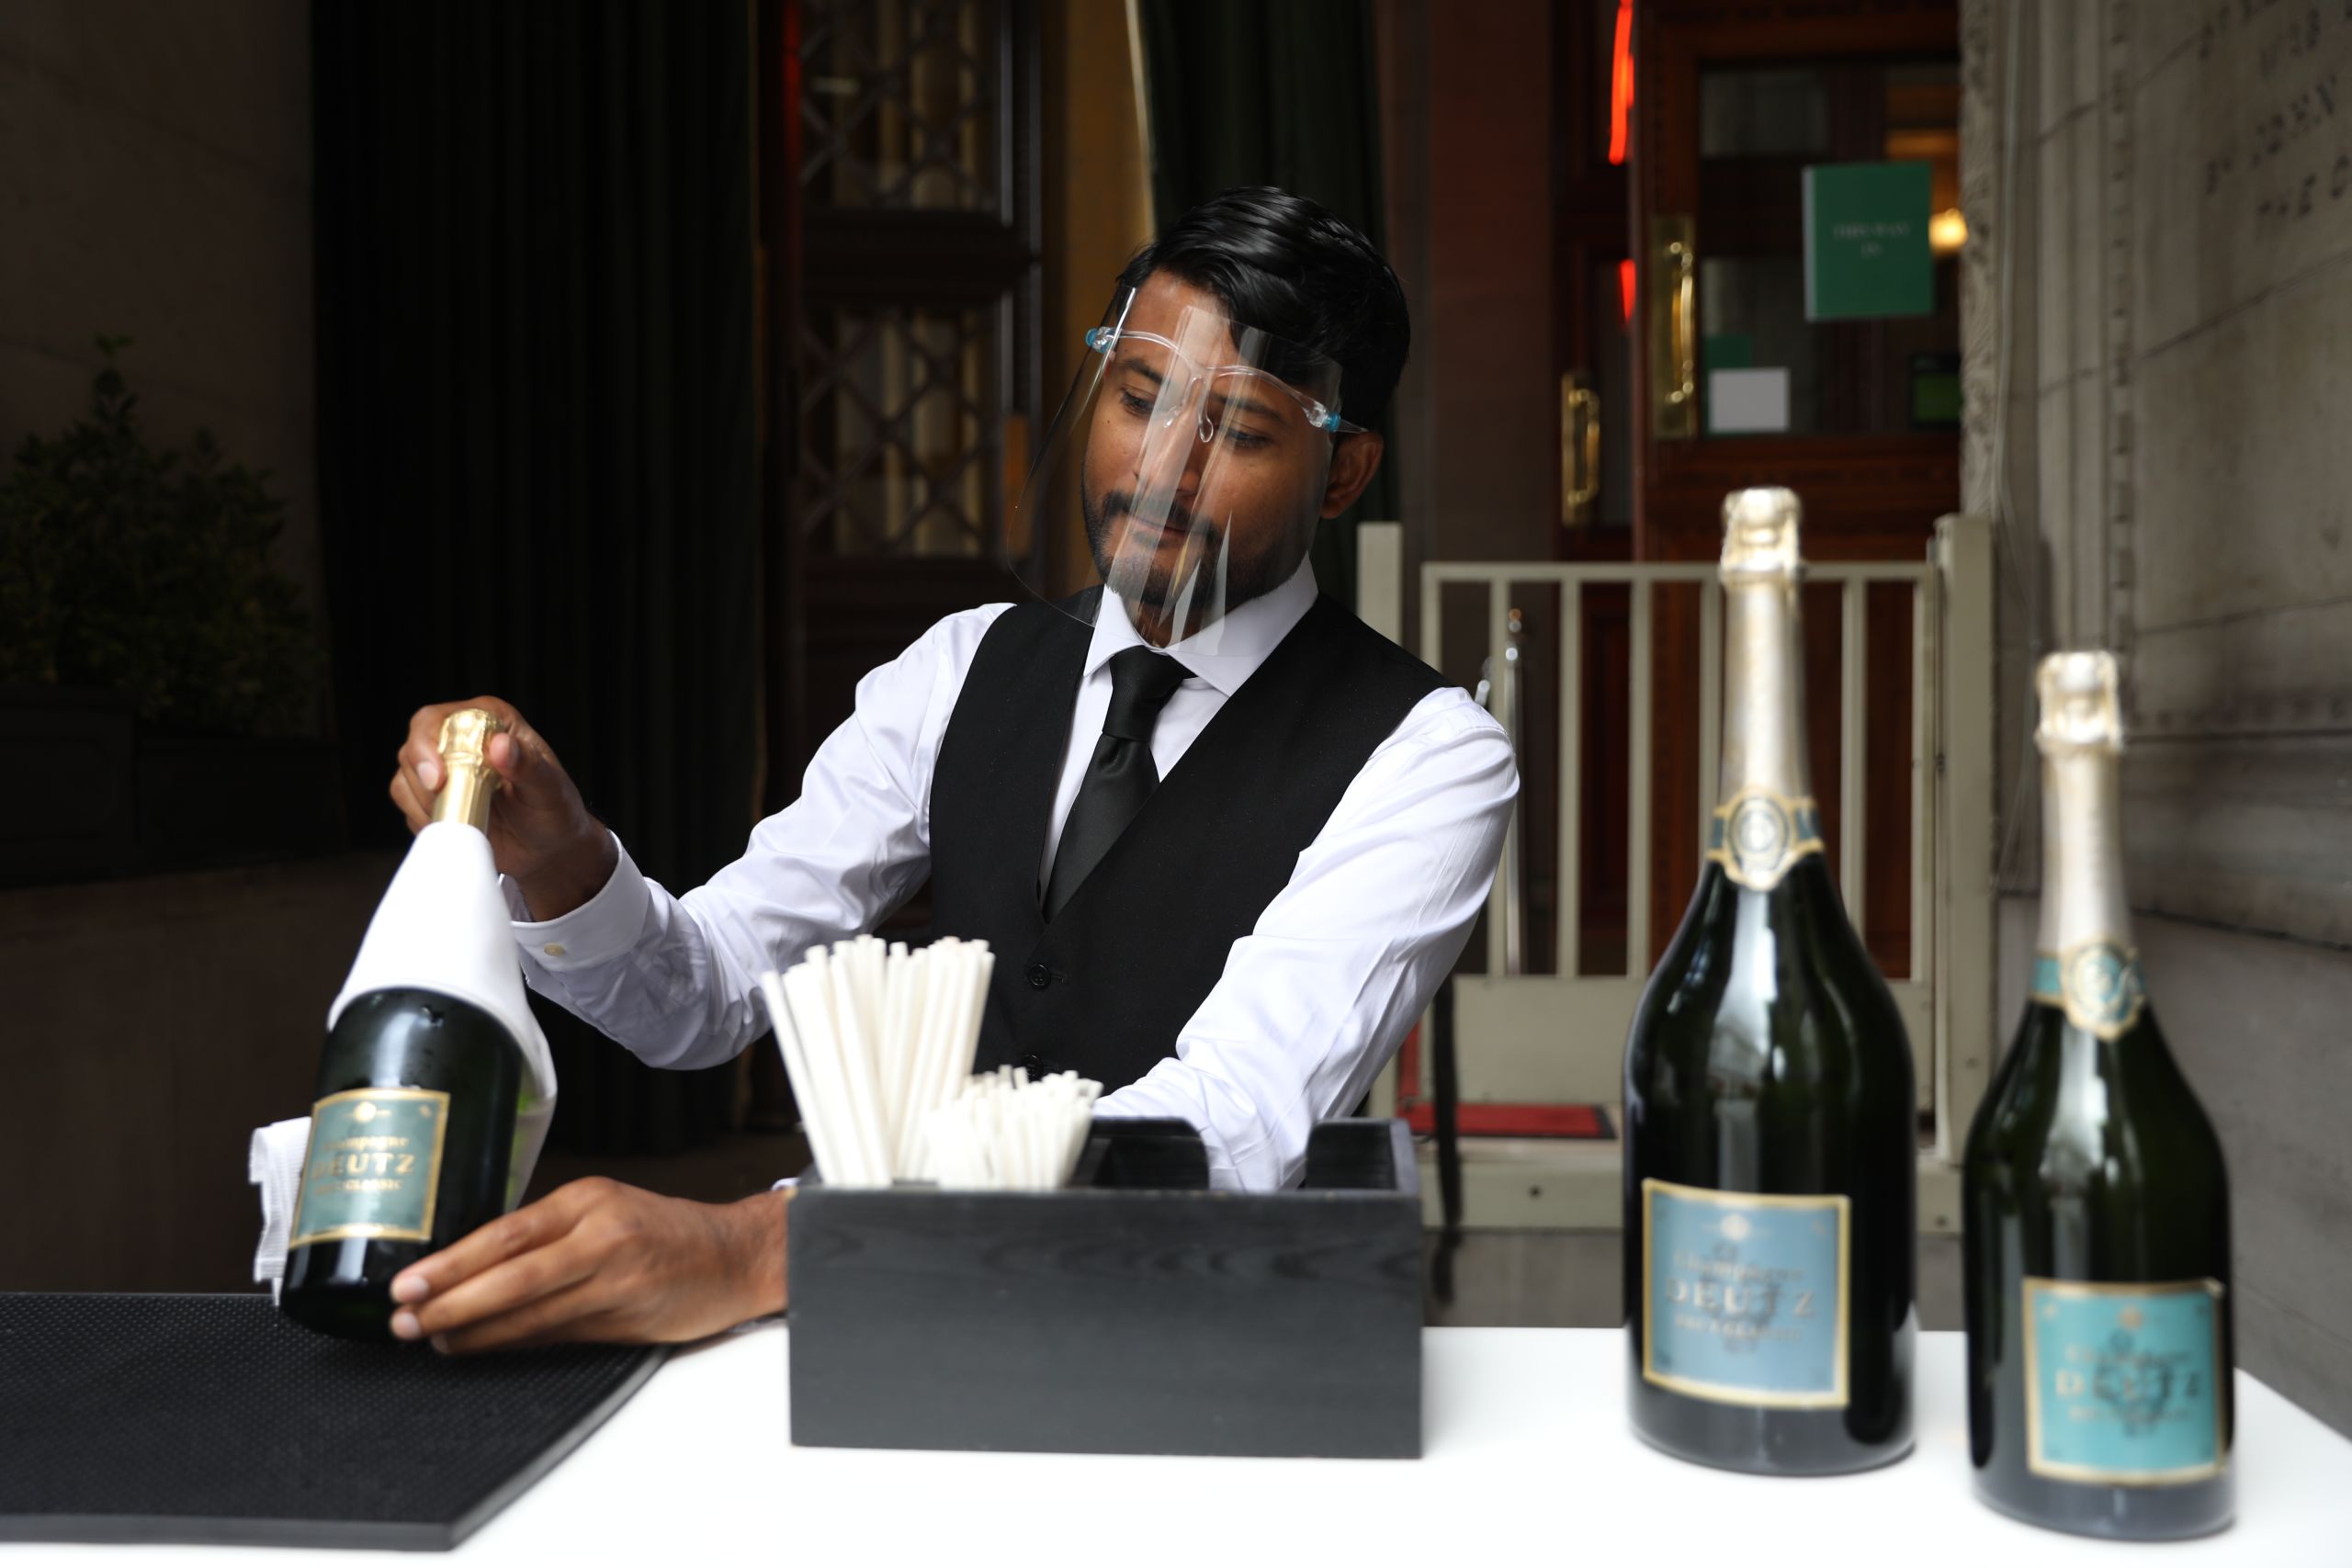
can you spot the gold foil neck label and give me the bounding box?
[2033,942,2148,1040]
[1718,488,1804,583]
[436,707,503,771]
[429,708,506,829]
[2035,654,2134,962]
[2036,651,2123,757]
[1715,490,1813,812]
[1707,787,1826,891]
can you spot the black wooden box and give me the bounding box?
[786,1117,1422,1459]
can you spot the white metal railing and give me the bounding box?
[1358,516,1997,1173]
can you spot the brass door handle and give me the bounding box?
[1650,215,1697,439]
[1670,241,1696,410]
[1561,374,1600,523]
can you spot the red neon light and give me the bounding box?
[1619,257,1636,323]
[1608,0,1634,165]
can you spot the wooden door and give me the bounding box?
[1549,1,1639,980]
[1628,0,1960,976]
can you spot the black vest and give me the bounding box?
[928,588,1445,1094]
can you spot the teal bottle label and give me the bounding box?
[1705,787,1826,891]
[2030,943,2148,1040]
[289,1088,450,1247]
[1641,1179,1850,1408]
[2025,1278,2227,1484]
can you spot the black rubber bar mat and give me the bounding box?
[0,1293,664,1551]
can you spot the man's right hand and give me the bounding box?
[390,697,618,921]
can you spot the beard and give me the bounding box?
[1080,477,1305,638]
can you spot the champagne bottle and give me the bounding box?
[1962,652,2233,1538]
[1622,489,1916,1474]
[279,710,544,1340]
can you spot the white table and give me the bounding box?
[18,1329,2348,1564]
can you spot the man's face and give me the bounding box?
[1079,275,1329,640]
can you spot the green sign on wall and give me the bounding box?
[1802,161,1932,322]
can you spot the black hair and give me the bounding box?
[1114,186,1410,429]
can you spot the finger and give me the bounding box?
[486,729,529,792]
[398,1230,605,1343]
[485,717,562,807]
[430,1277,626,1355]
[401,705,461,795]
[389,1180,601,1303]
[387,771,430,833]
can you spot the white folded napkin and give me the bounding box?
[248,1117,312,1302]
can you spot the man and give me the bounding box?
[378,186,1517,1353]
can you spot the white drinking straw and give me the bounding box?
[905,941,976,1177]
[754,931,1091,1190]
[784,953,879,1185]
[823,947,894,1185]
[757,968,850,1187]
[891,948,934,1177]
[923,1066,1101,1190]
[876,942,912,1157]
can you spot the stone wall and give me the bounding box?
[1964,0,2352,1436]
[0,1,356,1292]
[0,853,397,1292]
[0,1,321,628]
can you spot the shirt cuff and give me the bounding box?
[510,831,651,971]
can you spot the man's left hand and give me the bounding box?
[388,1179,788,1353]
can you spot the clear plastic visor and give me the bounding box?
[1005,288,1363,642]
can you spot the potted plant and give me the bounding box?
[0,339,340,886]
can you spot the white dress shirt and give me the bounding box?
[505,559,1518,1190]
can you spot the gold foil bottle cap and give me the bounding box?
[430,707,506,828]
[1719,488,1804,583]
[2035,651,2123,757]
[436,708,505,776]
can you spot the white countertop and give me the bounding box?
[17,1329,2348,1565]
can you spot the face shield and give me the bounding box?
[1006,286,1365,645]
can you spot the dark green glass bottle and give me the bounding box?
[279,710,530,1341]
[1623,489,1916,1475]
[277,991,523,1340]
[1962,652,2233,1539]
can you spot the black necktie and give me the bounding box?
[1045,647,1188,919]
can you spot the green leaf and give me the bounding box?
[0,342,321,736]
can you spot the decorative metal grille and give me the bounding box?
[790,0,1035,562]
[797,304,1002,557]
[800,0,1001,212]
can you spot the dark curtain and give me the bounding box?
[1136,0,1394,611]
[314,2,760,1156]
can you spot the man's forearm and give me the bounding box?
[517,863,785,1073]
